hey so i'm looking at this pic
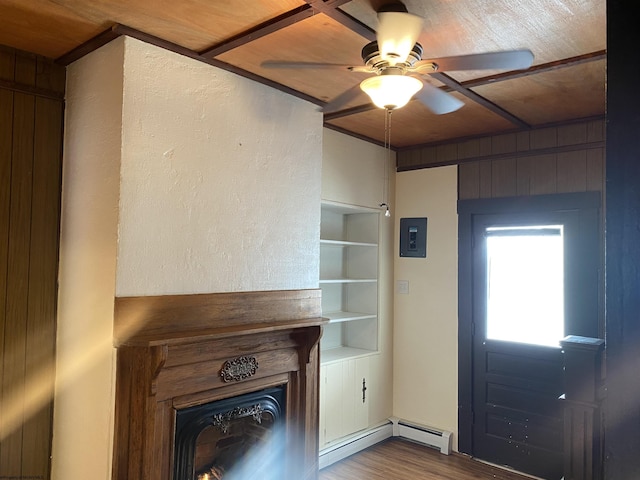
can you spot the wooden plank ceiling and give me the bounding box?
[0,0,606,149]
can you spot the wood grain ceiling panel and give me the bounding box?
[0,1,103,58]
[326,92,515,147]
[0,0,305,58]
[218,14,371,108]
[0,0,607,150]
[342,0,606,82]
[472,60,605,126]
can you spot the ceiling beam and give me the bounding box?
[323,103,377,121]
[430,71,530,129]
[323,122,389,149]
[56,24,122,66]
[303,0,377,42]
[461,50,607,89]
[200,0,374,58]
[199,5,316,58]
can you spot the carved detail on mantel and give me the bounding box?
[293,326,323,365]
[149,344,169,396]
[220,355,259,382]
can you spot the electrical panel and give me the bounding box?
[399,217,427,258]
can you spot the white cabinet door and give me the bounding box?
[320,357,370,448]
[322,362,344,445]
[353,357,370,432]
[341,359,358,435]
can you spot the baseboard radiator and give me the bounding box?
[390,417,452,455]
[319,418,452,469]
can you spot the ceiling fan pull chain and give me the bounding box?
[381,108,392,218]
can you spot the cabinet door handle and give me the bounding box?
[362,378,367,403]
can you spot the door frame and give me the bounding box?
[457,191,601,456]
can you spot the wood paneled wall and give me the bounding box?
[397,118,606,200]
[0,44,64,480]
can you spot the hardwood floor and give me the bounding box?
[319,438,534,480]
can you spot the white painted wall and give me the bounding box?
[116,38,322,296]
[321,128,395,424]
[54,36,322,480]
[392,166,459,450]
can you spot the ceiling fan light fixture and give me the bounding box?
[360,74,423,110]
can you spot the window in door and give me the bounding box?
[485,225,564,347]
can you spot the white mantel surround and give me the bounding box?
[54,36,322,480]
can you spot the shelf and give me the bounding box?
[319,200,381,216]
[319,278,377,284]
[320,346,376,364]
[320,239,377,248]
[323,311,377,323]
[319,202,379,361]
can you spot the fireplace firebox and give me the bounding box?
[112,289,325,480]
[174,386,286,480]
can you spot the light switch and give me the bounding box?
[397,280,409,294]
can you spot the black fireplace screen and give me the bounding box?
[174,386,286,480]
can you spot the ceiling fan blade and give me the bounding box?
[261,61,371,73]
[413,78,464,114]
[322,84,366,113]
[414,49,534,73]
[376,11,423,65]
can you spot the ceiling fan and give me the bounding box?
[262,2,534,114]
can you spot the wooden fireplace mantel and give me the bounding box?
[112,289,326,480]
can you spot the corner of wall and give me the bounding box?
[52,37,125,480]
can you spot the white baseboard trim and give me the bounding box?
[319,418,453,469]
[319,422,393,469]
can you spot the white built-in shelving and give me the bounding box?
[319,201,380,364]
